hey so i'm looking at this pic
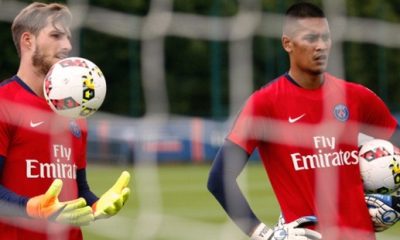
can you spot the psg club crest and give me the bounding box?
[333,104,349,122]
[69,120,82,138]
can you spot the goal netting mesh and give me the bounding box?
[0,0,400,239]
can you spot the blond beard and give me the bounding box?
[32,48,53,76]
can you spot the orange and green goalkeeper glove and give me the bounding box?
[27,179,94,226]
[92,171,131,220]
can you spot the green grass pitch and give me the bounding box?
[83,163,400,240]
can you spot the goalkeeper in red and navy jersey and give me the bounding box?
[0,2,130,239]
[208,2,400,240]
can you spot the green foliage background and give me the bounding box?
[1,0,400,117]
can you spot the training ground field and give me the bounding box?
[83,163,400,240]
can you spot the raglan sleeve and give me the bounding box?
[359,87,397,140]
[227,91,267,154]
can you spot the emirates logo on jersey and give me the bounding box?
[291,136,358,171]
[25,144,77,179]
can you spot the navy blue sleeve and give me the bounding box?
[207,140,261,236]
[76,168,99,206]
[0,156,29,217]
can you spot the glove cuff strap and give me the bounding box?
[250,223,272,240]
[392,196,400,212]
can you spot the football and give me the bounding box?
[43,57,106,118]
[358,139,400,194]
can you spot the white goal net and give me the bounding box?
[0,0,400,239]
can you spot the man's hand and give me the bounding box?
[93,171,131,220]
[250,216,321,240]
[365,194,400,232]
[27,179,94,226]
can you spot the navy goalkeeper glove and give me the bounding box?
[365,194,400,232]
[250,216,321,240]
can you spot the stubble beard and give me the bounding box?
[32,48,53,76]
[311,67,326,75]
[309,61,328,76]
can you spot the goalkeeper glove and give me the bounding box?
[365,194,400,232]
[250,216,321,240]
[92,171,131,220]
[27,179,94,226]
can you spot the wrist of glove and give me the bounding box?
[93,171,131,220]
[365,194,400,232]
[27,179,94,226]
[250,216,321,240]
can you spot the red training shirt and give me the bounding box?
[228,73,397,240]
[0,76,87,240]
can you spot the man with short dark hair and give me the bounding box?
[208,2,399,240]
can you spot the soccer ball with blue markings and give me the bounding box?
[358,139,400,194]
[44,57,106,118]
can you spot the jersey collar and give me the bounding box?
[284,72,325,89]
[285,72,302,87]
[12,75,37,96]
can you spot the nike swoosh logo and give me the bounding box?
[30,121,44,128]
[288,114,306,123]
